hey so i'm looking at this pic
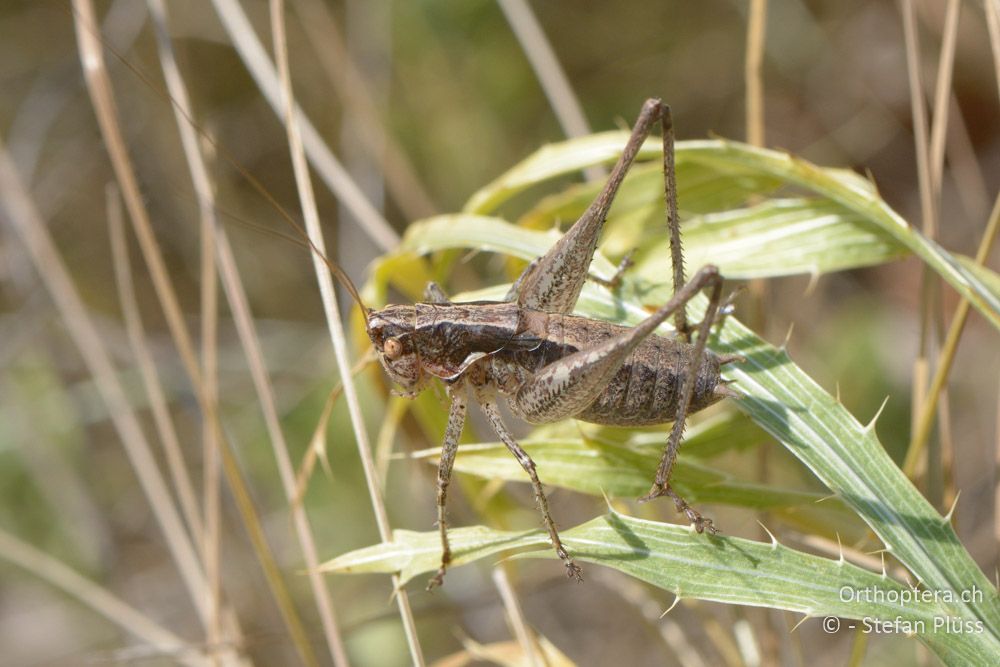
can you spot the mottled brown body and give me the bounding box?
[363,100,742,588]
[369,302,725,426]
[491,310,724,426]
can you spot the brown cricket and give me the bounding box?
[331,99,742,588]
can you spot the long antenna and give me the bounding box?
[71,7,372,320]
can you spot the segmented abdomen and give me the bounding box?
[488,311,722,426]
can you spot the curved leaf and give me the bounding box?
[407,440,827,510]
[323,512,994,665]
[442,277,1000,651]
[463,133,1000,329]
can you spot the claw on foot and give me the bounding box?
[667,488,719,535]
[639,484,720,535]
[637,482,669,504]
[426,569,446,591]
[565,559,584,582]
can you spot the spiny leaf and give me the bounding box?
[421,273,1000,660]
[322,511,993,664]
[406,439,827,510]
[516,160,782,232]
[320,524,543,585]
[464,133,999,329]
[642,198,910,279]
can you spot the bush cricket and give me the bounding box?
[329,99,744,588]
[65,9,743,591]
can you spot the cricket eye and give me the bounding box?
[384,337,403,360]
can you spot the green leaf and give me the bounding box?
[320,524,541,585]
[322,512,995,664]
[407,439,826,510]
[464,134,1000,330]
[516,160,782,232]
[400,254,1000,664]
[957,254,1000,301]
[393,212,900,289]
[354,131,1000,666]
[684,140,1000,330]
[645,198,910,280]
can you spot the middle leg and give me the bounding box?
[476,391,583,582]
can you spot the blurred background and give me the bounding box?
[0,0,997,665]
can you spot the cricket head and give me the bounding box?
[366,304,425,396]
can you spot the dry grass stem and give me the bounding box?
[75,1,321,661]
[126,6,223,641]
[208,0,399,251]
[492,567,542,667]
[106,184,205,543]
[270,0,420,663]
[905,193,1000,477]
[292,0,437,220]
[0,527,210,667]
[745,0,767,148]
[151,0,348,661]
[928,0,961,197]
[898,0,941,487]
[899,0,936,239]
[0,141,210,627]
[497,0,603,182]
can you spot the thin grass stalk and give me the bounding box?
[905,192,1000,476]
[208,0,398,251]
[928,0,961,197]
[292,0,437,220]
[987,0,1000,106]
[898,0,981,490]
[74,4,320,662]
[492,567,542,667]
[106,184,205,544]
[497,0,603,182]
[994,376,1000,569]
[925,0,962,500]
[899,0,940,485]
[269,1,420,664]
[70,0,203,414]
[744,6,776,658]
[985,0,1000,581]
[0,143,210,627]
[900,0,937,240]
[0,527,210,667]
[146,0,350,661]
[195,209,223,664]
[745,0,767,149]
[846,631,869,667]
[742,0,770,339]
[199,159,223,667]
[151,0,227,641]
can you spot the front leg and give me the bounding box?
[427,388,468,590]
[476,391,582,582]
